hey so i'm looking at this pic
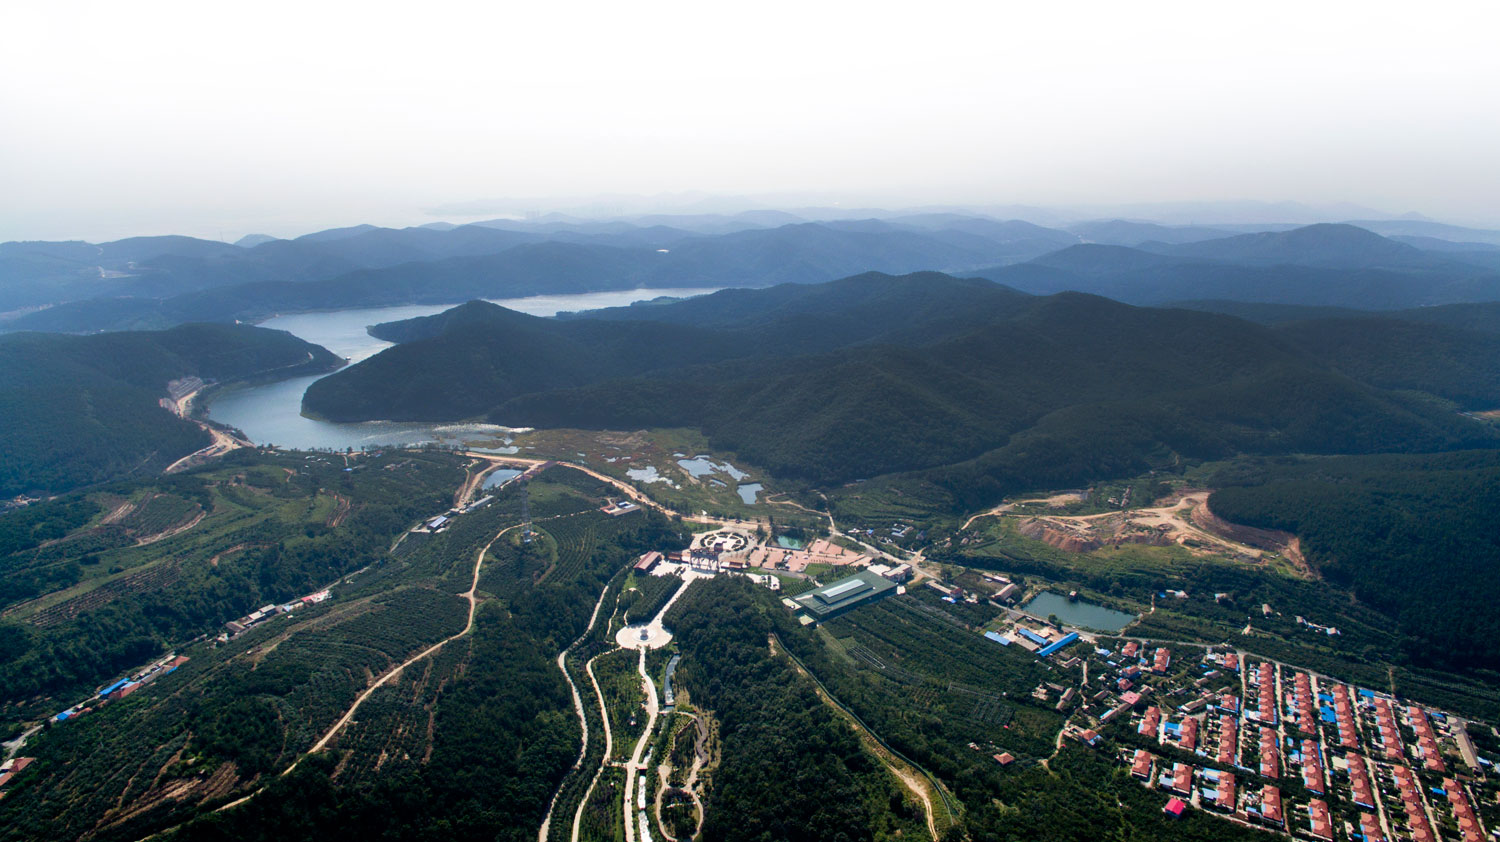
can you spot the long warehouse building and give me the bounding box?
[793,570,899,621]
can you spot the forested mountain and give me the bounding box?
[1275,318,1500,407]
[12,217,1500,334]
[1172,299,1500,333]
[1067,219,1246,246]
[303,272,1500,500]
[975,224,1500,308]
[0,226,541,312]
[552,270,1032,336]
[0,217,1077,332]
[1209,451,1500,671]
[0,324,339,496]
[1139,223,1430,267]
[305,274,1035,423]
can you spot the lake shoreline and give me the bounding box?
[203,287,722,451]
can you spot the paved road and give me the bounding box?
[538,584,613,842]
[571,650,616,842]
[623,648,661,842]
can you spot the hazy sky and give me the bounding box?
[4,0,1499,241]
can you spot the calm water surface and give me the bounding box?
[206,288,720,450]
[482,469,524,489]
[1019,591,1137,633]
[676,455,749,481]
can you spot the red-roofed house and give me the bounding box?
[1131,749,1153,779]
[1217,715,1238,765]
[1170,763,1193,796]
[1178,717,1199,752]
[1215,772,1237,811]
[1347,752,1375,809]
[1139,706,1161,738]
[1259,728,1280,779]
[1260,786,1283,825]
[1308,799,1334,841]
[1153,647,1172,675]
[1301,739,1324,794]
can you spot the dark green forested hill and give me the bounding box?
[1208,451,1500,672]
[0,324,340,496]
[1168,299,1500,333]
[302,301,754,422]
[1275,317,1500,409]
[974,225,1500,308]
[303,273,1037,423]
[302,272,1500,503]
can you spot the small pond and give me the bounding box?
[1019,591,1137,633]
[482,469,523,489]
[676,456,748,481]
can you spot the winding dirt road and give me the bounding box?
[161,388,251,475]
[302,524,513,757]
[174,522,518,830]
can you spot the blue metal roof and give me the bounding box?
[1017,628,1049,646]
[99,679,129,697]
[1037,631,1079,657]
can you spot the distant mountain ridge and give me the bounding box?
[1137,223,1428,267]
[975,223,1500,308]
[1,220,1071,332]
[9,216,1500,332]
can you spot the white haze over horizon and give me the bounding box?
[3,0,1499,242]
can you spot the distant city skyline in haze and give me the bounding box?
[4,0,1499,242]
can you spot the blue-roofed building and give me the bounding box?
[984,631,1011,646]
[98,680,129,698]
[1017,628,1050,646]
[1038,632,1080,657]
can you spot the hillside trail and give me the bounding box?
[300,522,513,756]
[135,509,207,546]
[772,634,941,842]
[959,491,1087,531]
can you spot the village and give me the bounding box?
[0,648,199,796]
[730,532,1500,842]
[1057,637,1496,842]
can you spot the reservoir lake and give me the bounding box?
[206,288,720,451]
